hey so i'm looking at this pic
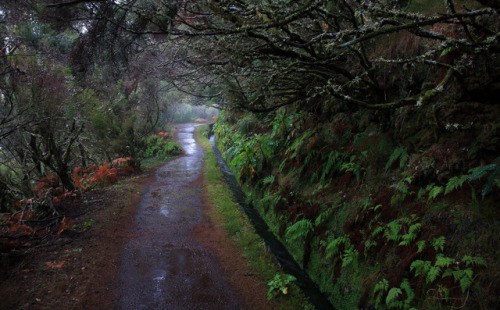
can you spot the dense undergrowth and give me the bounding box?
[214,108,499,309]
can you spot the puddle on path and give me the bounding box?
[118,124,243,309]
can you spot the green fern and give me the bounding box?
[340,155,365,180]
[285,218,313,241]
[468,160,500,198]
[374,278,389,308]
[314,205,335,227]
[324,235,350,259]
[262,175,275,185]
[399,223,421,246]
[320,151,344,182]
[385,146,408,172]
[431,236,446,251]
[468,163,497,181]
[386,287,403,309]
[462,255,487,267]
[426,266,441,283]
[400,279,415,308]
[482,164,500,197]
[435,254,454,268]
[444,174,469,195]
[342,248,359,268]
[417,240,426,253]
[428,185,443,200]
[384,220,403,242]
[411,259,431,278]
[456,269,474,293]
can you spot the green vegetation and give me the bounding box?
[139,135,182,160]
[267,274,297,300]
[195,125,312,309]
[214,108,499,309]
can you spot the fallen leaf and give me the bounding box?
[57,216,74,235]
[45,260,67,268]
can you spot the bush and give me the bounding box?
[140,135,183,159]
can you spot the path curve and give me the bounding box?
[118,124,244,309]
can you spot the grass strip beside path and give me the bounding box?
[195,124,313,310]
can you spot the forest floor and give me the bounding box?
[0,124,272,309]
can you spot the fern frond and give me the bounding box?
[400,278,415,306]
[462,255,487,267]
[428,186,443,200]
[435,254,454,268]
[468,163,496,181]
[325,235,350,259]
[341,248,359,268]
[417,240,426,253]
[385,146,407,172]
[445,175,469,195]
[426,266,441,283]
[285,218,313,241]
[386,287,403,308]
[431,236,446,252]
[262,175,275,185]
[482,165,500,198]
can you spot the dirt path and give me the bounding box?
[117,124,245,309]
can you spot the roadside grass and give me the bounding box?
[195,125,313,310]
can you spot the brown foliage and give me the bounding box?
[156,131,170,139]
[35,173,61,197]
[57,216,74,235]
[73,158,136,189]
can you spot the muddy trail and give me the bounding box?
[118,124,243,309]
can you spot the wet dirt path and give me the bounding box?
[118,124,243,309]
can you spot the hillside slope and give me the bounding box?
[214,105,499,309]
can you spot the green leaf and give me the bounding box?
[385,147,407,172]
[440,46,455,57]
[428,186,443,200]
[459,275,473,293]
[386,287,402,307]
[342,248,359,268]
[426,266,441,283]
[411,260,431,277]
[452,269,474,293]
[468,163,496,181]
[371,226,384,237]
[462,255,487,267]
[262,175,275,185]
[435,254,454,267]
[482,165,500,198]
[417,240,426,253]
[431,236,446,252]
[374,278,389,308]
[400,278,415,306]
[326,235,350,259]
[285,218,313,241]
[315,207,334,226]
[374,278,389,294]
[445,175,469,195]
[442,268,454,278]
[385,220,402,241]
[409,223,421,235]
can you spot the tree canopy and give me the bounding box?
[1,0,499,210]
